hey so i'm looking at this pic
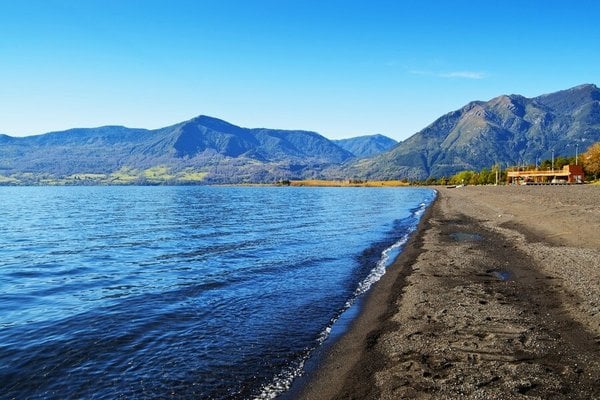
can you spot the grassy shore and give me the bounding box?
[298,185,600,399]
[288,179,410,187]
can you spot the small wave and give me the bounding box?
[254,234,413,399]
[352,233,409,298]
[255,197,434,399]
[254,359,306,400]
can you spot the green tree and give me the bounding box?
[555,156,574,169]
[539,159,552,170]
[425,177,437,185]
[490,164,504,184]
[450,170,476,185]
[539,156,575,171]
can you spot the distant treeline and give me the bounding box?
[2,142,599,187]
[416,165,505,186]
[415,147,599,186]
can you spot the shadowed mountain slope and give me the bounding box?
[333,134,398,158]
[0,116,353,182]
[1,84,599,184]
[345,84,600,179]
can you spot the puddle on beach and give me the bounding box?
[449,232,483,242]
[487,269,512,281]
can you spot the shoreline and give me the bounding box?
[280,191,436,400]
[296,185,600,399]
[291,189,437,399]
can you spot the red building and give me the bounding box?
[507,164,585,184]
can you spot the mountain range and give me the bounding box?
[347,83,600,179]
[0,116,392,184]
[0,84,599,184]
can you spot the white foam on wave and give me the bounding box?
[255,198,434,400]
[255,235,414,400]
[344,200,432,310]
[254,359,306,400]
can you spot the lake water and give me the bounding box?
[0,186,435,399]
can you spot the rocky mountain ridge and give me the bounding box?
[346,84,600,179]
[1,84,598,184]
[0,115,392,183]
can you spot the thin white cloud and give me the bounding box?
[408,69,487,80]
[439,71,487,79]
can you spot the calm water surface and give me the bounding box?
[0,186,435,399]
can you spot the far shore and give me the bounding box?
[297,184,600,399]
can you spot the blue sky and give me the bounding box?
[1,0,599,140]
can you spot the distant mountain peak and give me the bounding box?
[570,83,598,91]
[489,94,512,104]
[348,83,600,180]
[186,115,242,129]
[536,83,599,99]
[333,134,397,158]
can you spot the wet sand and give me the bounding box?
[298,185,600,399]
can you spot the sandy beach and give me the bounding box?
[298,185,600,399]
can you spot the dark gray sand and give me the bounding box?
[299,185,600,399]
